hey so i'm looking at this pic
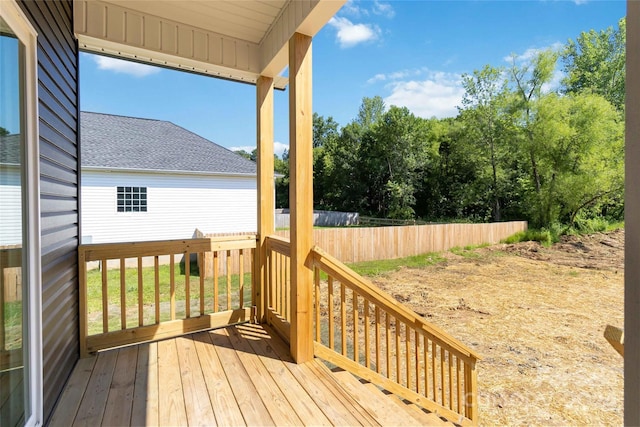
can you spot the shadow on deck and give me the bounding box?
[49,323,453,426]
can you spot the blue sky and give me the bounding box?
[79,0,626,157]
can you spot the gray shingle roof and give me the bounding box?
[0,134,20,165]
[81,112,256,175]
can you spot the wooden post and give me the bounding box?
[289,32,314,363]
[464,362,478,424]
[626,1,640,424]
[255,76,275,323]
[79,248,88,358]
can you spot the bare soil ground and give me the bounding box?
[372,229,624,426]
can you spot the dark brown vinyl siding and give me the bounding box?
[17,0,79,422]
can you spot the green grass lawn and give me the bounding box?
[83,250,449,335]
[85,261,252,335]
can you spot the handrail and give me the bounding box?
[78,236,256,357]
[263,235,480,425]
[312,245,481,362]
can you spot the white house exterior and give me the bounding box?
[0,134,22,246]
[80,112,257,244]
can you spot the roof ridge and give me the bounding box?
[81,110,168,124]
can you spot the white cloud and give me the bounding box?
[93,56,160,77]
[367,73,387,84]
[328,16,380,48]
[340,0,394,18]
[541,69,566,94]
[504,42,564,63]
[372,1,395,18]
[367,68,425,85]
[383,71,464,119]
[229,142,289,159]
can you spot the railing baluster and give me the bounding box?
[154,256,160,324]
[385,312,391,378]
[432,341,437,402]
[415,330,420,394]
[138,257,143,327]
[185,251,190,318]
[328,276,334,350]
[424,335,429,399]
[440,347,446,406]
[364,300,370,369]
[120,258,126,330]
[375,306,381,374]
[457,356,462,414]
[239,249,244,308]
[101,259,108,333]
[353,290,359,363]
[341,282,346,356]
[275,253,281,314]
[395,319,401,384]
[226,250,232,310]
[314,267,320,343]
[405,325,411,389]
[199,253,205,315]
[213,251,219,312]
[449,351,454,410]
[170,254,176,320]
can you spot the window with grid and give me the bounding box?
[116,186,147,212]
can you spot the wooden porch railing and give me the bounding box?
[264,235,480,425]
[78,235,256,357]
[0,245,23,371]
[264,235,292,340]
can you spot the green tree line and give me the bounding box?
[238,18,625,231]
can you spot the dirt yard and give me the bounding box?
[371,230,624,426]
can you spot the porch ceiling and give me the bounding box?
[74,0,345,89]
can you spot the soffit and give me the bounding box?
[74,0,345,88]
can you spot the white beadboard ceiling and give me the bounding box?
[74,0,345,88]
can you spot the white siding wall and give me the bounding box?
[0,167,22,246]
[81,170,257,244]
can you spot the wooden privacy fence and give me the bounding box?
[78,235,256,357]
[276,221,527,263]
[263,236,480,425]
[0,245,23,371]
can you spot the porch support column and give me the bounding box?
[288,32,314,363]
[625,1,640,424]
[255,76,275,323]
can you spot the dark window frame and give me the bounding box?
[116,186,147,212]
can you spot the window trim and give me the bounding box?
[116,186,148,213]
[0,1,42,425]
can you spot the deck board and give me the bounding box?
[157,339,188,426]
[102,345,138,426]
[207,328,274,426]
[192,332,245,426]
[175,336,217,426]
[131,342,158,426]
[52,323,453,426]
[72,349,117,427]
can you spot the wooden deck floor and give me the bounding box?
[49,323,452,426]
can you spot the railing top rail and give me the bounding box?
[311,244,481,362]
[265,235,291,257]
[79,237,257,262]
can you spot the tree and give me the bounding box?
[509,49,558,207]
[234,149,256,162]
[529,93,623,226]
[562,18,625,111]
[459,65,513,221]
[0,127,9,136]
